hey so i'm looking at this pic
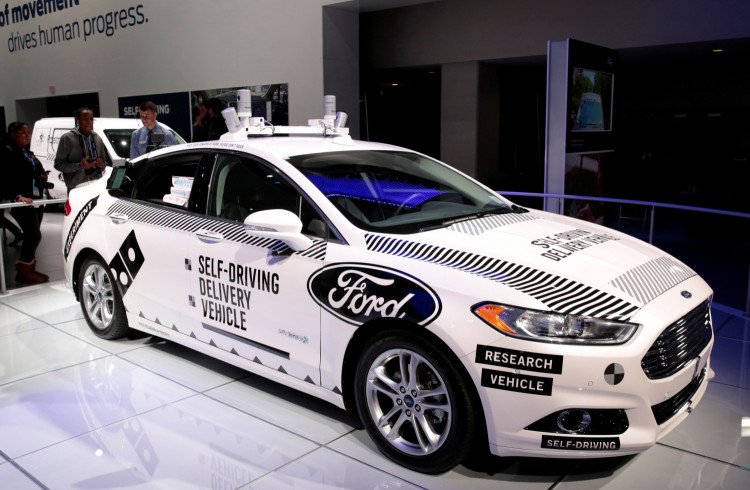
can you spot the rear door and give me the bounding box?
[106,151,208,333]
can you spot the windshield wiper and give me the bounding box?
[419,206,518,232]
[478,206,518,217]
[419,214,480,232]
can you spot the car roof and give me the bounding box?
[175,136,406,160]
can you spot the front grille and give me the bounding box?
[641,300,712,379]
[651,368,705,425]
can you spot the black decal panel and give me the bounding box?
[542,435,620,450]
[480,368,553,396]
[307,263,441,326]
[63,196,98,260]
[476,345,563,374]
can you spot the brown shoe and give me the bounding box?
[15,260,47,285]
[30,259,49,282]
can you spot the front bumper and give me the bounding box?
[468,287,714,458]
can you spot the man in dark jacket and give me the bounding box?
[54,107,112,192]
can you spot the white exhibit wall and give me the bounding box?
[0,0,348,124]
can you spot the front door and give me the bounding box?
[187,151,328,384]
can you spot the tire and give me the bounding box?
[354,331,476,474]
[78,256,130,339]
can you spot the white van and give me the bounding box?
[30,117,185,198]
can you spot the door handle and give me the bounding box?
[195,229,224,244]
[109,213,128,224]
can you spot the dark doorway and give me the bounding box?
[15,92,100,128]
[614,42,750,213]
[492,63,547,195]
[45,92,101,117]
[361,67,441,159]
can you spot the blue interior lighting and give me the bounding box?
[305,173,444,207]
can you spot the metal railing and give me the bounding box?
[0,198,66,293]
[499,191,750,317]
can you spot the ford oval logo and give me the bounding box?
[681,290,692,299]
[307,263,441,326]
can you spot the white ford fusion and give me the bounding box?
[62,100,713,474]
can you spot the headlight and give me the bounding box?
[473,303,638,345]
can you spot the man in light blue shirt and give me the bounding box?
[130,100,176,158]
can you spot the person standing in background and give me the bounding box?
[191,100,208,142]
[1,121,49,284]
[54,108,111,192]
[192,98,227,142]
[130,100,177,158]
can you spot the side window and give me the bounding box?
[207,153,329,238]
[207,154,296,220]
[132,152,203,208]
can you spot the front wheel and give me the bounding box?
[354,331,476,474]
[78,256,130,339]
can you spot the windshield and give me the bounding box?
[103,129,186,158]
[287,150,514,234]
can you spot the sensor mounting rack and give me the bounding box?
[220,92,349,141]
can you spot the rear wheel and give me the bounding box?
[78,256,130,339]
[354,331,476,474]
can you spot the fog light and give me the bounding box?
[557,409,592,434]
[526,409,628,435]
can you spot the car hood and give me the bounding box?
[366,210,699,321]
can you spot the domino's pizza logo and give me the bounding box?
[108,230,144,296]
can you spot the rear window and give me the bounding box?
[104,129,134,158]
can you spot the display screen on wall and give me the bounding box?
[191,84,288,125]
[565,39,618,154]
[570,67,613,132]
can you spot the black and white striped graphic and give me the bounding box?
[365,234,638,320]
[448,213,538,235]
[609,256,696,304]
[107,199,326,259]
[296,240,328,260]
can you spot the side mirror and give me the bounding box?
[243,209,313,252]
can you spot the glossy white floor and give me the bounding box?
[1,211,749,489]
